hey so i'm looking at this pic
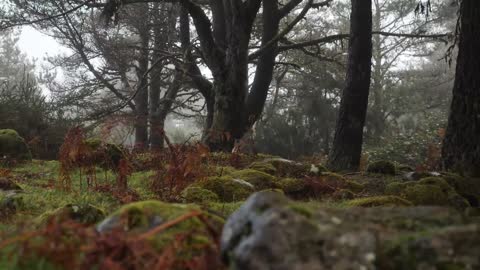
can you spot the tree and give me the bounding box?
[327,0,372,171]
[98,0,333,151]
[441,0,480,176]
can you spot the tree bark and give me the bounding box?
[150,3,178,150]
[441,0,480,177]
[133,3,150,150]
[328,0,372,171]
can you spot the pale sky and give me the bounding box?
[18,26,68,67]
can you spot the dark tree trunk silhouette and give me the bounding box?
[328,0,372,171]
[133,3,150,150]
[441,0,480,177]
[150,3,179,150]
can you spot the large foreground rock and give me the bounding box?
[221,191,480,270]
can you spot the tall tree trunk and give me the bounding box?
[328,0,373,171]
[201,4,252,151]
[441,0,480,177]
[133,3,150,150]
[149,4,165,150]
[150,3,179,150]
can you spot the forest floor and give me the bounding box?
[0,153,479,269]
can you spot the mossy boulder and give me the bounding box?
[195,176,255,202]
[255,158,310,178]
[441,173,480,207]
[229,169,279,190]
[221,192,480,270]
[0,129,32,163]
[278,178,307,196]
[386,177,470,209]
[96,200,224,251]
[345,196,413,207]
[248,161,277,175]
[37,203,105,225]
[84,138,125,169]
[366,160,396,175]
[211,166,237,176]
[181,186,220,203]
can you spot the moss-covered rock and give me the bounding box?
[366,160,396,175]
[346,180,366,193]
[248,161,277,175]
[211,166,237,176]
[345,196,413,207]
[386,177,469,209]
[97,200,224,251]
[222,192,480,270]
[181,186,219,203]
[0,129,32,163]
[229,169,279,190]
[37,203,105,225]
[255,158,310,178]
[196,176,255,202]
[84,138,125,169]
[441,173,480,207]
[278,178,307,195]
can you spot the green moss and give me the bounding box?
[279,178,307,194]
[288,204,313,218]
[386,177,469,208]
[262,158,310,177]
[404,184,450,206]
[211,166,236,176]
[248,162,277,175]
[396,164,414,172]
[196,176,255,202]
[0,129,32,162]
[367,160,396,175]
[385,181,412,195]
[417,177,454,193]
[345,196,413,207]
[181,187,219,203]
[36,203,105,225]
[345,180,365,193]
[97,200,224,251]
[229,169,279,190]
[442,173,480,207]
